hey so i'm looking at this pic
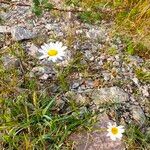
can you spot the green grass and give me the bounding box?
[0,43,95,149]
[135,68,150,84]
[64,0,150,59]
[0,92,95,149]
[1,1,150,149]
[124,123,150,150]
[77,11,102,24]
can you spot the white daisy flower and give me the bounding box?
[107,122,125,141]
[38,42,67,62]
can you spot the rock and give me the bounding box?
[81,87,129,106]
[31,66,45,76]
[0,34,5,48]
[39,74,49,80]
[86,28,107,42]
[11,26,36,41]
[132,77,139,85]
[66,87,129,106]
[68,113,125,150]
[113,61,120,66]
[128,56,144,66]
[2,54,19,69]
[131,105,146,126]
[72,82,80,89]
[140,86,149,97]
[85,51,94,61]
[102,72,111,81]
[85,80,94,89]
[0,26,11,33]
[55,97,65,110]
[28,44,39,58]
[65,91,89,105]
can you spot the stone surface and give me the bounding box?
[0,1,149,149]
[28,44,39,58]
[80,87,129,106]
[2,55,19,69]
[140,86,149,97]
[65,91,90,105]
[66,86,129,106]
[86,28,107,42]
[0,26,11,33]
[69,113,125,150]
[11,26,36,41]
[131,105,146,125]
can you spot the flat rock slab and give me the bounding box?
[66,86,129,105]
[69,114,125,150]
[90,86,129,105]
[11,26,36,41]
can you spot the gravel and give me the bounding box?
[1,2,149,149]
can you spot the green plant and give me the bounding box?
[135,68,150,84]
[56,53,86,92]
[134,43,150,59]
[78,11,101,24]
[32,0,54,16]
[65,0,80,7]
[107,47,117,56]
[124,124,150,150]
[0,92,95,149]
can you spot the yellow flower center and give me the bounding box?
[48,49,58,56]
[111,127,118,135]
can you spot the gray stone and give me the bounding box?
[65,91,90,105]
[86,28,107,42]
[68,113,125,150]
[28,44,39,58]
[113,61,120,66]
[85,80,94,89]
[90,87,129,105]
[2,55,19,69]
[128,56,144,66]
[85,51,94,61]
[11,26,36,41]
[39,74,49,80]
[131,105,146,125]
[132,77,139,85]
[115,55,120,61]
[0,26,11,33]
[66,87,129,106]
[140,86,149,97]
[72,82,80,89]
[102,72,110,81]
[31,66,45,76]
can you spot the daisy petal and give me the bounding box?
[39,41,67,62]
[39,55,47,59]
[110,136,116,141]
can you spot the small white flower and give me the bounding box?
[107,122,125,141]
[38,42,67,62]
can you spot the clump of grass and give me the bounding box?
[78,11,101,24]
[66,0,150,58]
[0,92,95,149]
[134,43,150,59]
[56,52,87,92]
[135,68,150,84]
[121,36,150,59]
[113,0,150,54]
[0,42,94,149]
[107,47,117,56]
[124,123,150,150]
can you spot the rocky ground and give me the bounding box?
[0,0,150,150]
